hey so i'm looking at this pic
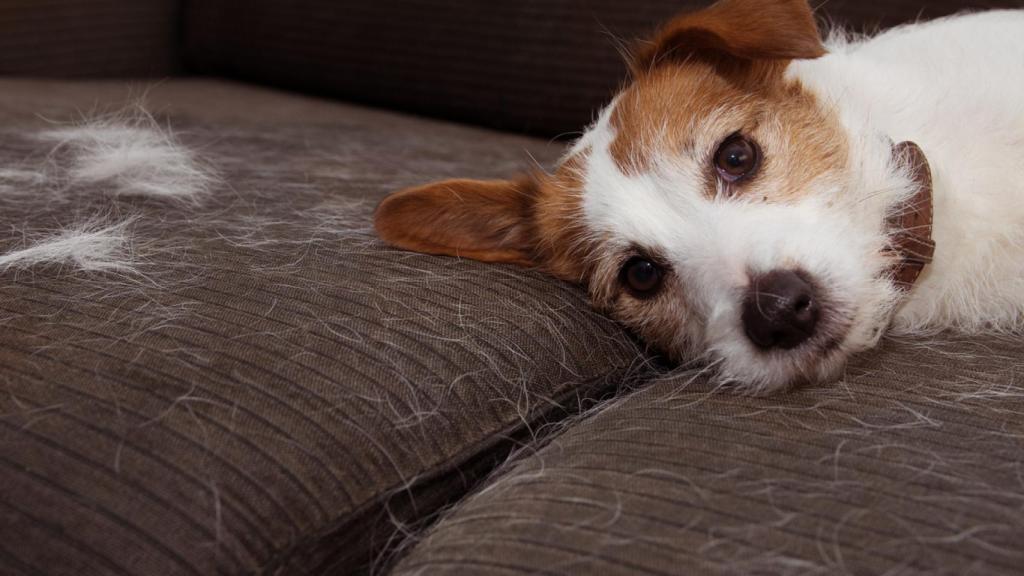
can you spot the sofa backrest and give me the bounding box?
[3,1,1019,136]
[0,0,182,77]
[184,0,1022,137]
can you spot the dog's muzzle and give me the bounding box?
[887,141,935,292]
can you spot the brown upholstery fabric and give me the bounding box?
[0,0,182,77]
[392,335,1024,575]
[184,0,1024,137]
[0,79,646,575]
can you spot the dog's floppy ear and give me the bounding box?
[375,178,539,266]
[631,0,825,74]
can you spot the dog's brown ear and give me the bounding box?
[631,0,825,74]
[375,178,539,266]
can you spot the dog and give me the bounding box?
[374,0,1024,395]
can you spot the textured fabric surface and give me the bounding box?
[393,335,1024,575]
[184,0,1024,137]
[0,79,646,575]
[0,0,181,77]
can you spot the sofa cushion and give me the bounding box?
[185,0,1024,137]
[392,335,1024,575]
[0,0,181,77]
[0,79,646,575]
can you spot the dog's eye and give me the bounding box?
[620,257,664,298]
[714,134,760,182]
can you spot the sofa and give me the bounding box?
[2,1,1023,574]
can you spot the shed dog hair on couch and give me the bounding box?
[376,0,1024,394]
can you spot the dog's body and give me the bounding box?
[792,11,1024,334]
[375,1,1024,394]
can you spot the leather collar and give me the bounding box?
[886,141,936,291]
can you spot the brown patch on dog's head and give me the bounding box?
[608,0,845,201]
[609,63,737,176]
[531,154,598,282]
[609,65,849,200]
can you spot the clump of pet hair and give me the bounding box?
[38,105,218,202]
[0,168,48,187]
[0,217,136,273]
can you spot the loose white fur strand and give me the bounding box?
[0,218,136,273]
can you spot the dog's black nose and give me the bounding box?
[743,270,820,350]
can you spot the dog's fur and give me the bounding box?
[375,0,1024,395]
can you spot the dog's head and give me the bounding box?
[375,0,933,394]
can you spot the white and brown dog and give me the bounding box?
[375,0,1024,394]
